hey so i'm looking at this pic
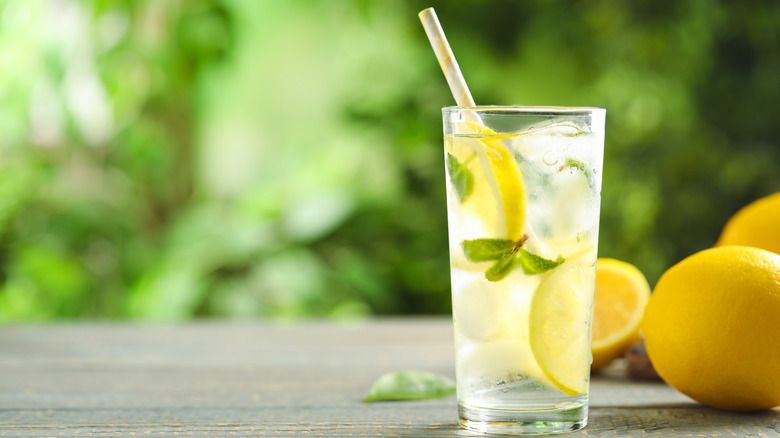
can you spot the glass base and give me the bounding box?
[458,403,587,435]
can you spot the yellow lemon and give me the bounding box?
[446,121,526,241]
[529,247,596,396]
[642,246,780,411]
[716,191,780,255]
[591,258,651,370]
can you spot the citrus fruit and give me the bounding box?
[716,191,780,255]
[591,258,651,370]
[529,248,596,396]
[452,121,526,241]
[642,246,780,411]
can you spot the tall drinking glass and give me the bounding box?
[443,106,605,434]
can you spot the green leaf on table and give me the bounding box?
[462,238,516,262]
[517,249,564,275]
[446,152,474,203]
[364,370,456,402]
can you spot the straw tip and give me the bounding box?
[418,7,435,20]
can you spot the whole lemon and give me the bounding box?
[642,246,780,411]
[716,192,780,254]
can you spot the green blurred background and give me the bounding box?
[1,0,778,320]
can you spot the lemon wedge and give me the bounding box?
[529,245,596,396]
[591,258,650,370]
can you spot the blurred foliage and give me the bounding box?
[0,0,778,320]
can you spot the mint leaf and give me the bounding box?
[566,159,589,175]
[485,253,517,281]
[462,237,563,281]
[462,238,516,262]
[446,153,474,203]
[563,158,597,192]
[517,249,565,275]
[364,370,456,402]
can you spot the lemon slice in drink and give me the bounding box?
[455,121,526,241]
[529,245,596,396]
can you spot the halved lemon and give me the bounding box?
[529,247,596,396]
[591,258,650,370]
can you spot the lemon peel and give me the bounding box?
[529,244,596,396]
[716,191,780,255]
[642,246,780,411]
[459,121,526,242]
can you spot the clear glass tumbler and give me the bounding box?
[443,106,605,434]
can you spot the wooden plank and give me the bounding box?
[0,319,778,437]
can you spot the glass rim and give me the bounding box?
[443,105,605,116]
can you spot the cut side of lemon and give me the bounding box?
[457,121,526,241]
[591,258,651,370]
[529,248,596,396]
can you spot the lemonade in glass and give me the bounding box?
[443,106,605,434]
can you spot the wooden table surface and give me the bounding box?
[0,319,778,437]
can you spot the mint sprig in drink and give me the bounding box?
[420,8,605,435]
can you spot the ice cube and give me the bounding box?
[452,278,501,342]
[458,338,551,390]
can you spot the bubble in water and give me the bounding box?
[542,151,559,166]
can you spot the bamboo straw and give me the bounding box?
[418,8,548,256]
[418,8,475,108]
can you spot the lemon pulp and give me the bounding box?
[528,246,596,396]
[447,121,526,241]
[591,258,650,370]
